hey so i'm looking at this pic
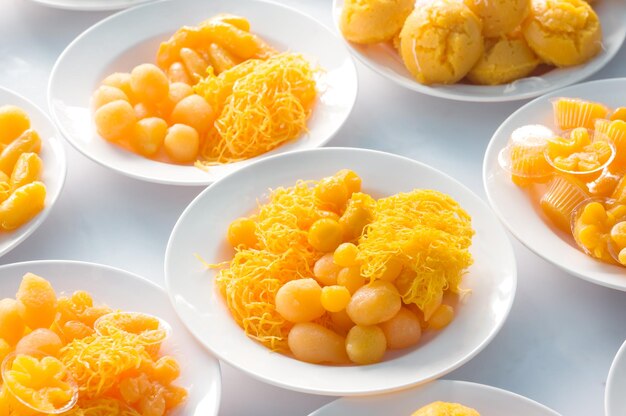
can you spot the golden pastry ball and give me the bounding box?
[340,0,415,44]
[411,401,481,416]
[399,0,484,85]
[464,0,529,38]
[522,0,602,67]
[468,34,540,85]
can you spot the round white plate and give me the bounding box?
[28,0,154,11]
[332,0,626,102]
[165,147,517,395]
[48,0,357,186]
[309,379,561,416]
[0,87,66,259]
[0,260,221,415]
[606,340,626,416]
[484,78,626,291]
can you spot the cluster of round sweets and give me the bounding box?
[93,64,214,164]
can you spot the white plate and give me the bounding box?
[606,340,626,416]
[484,78,626,291]
[0,260,221,415]
[165,147,517,395]
[48,0,357,186]
[332,0,626,102]
[309,379,561,416]
[28,0,155,11]
[0,87,66,258]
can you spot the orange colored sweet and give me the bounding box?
[572,201,621,263]
[3,354,76,413]
[94,100,137,142]
[169,94,215,134]
[0,181,46,231]
[16,273,57,329]
[0,129,42,175]
[540,174,590,232]
[0,298,25,345]
[102,72,135,103]
[611,107,626,122]
[553,98,609,130]
[546,128,613,175]
[131,117,168,157]
[0,105,30,146]
[10,152,42,191]
[16,328,63,357]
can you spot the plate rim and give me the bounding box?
[27,0,155,12]
[331,0,626,103]
[605,339,626,416]
[165,146,518,396]
[0,86,67,259]
[0,258,223,416]
[483,77,626,292]
[47,0,358,186]
[308,379,562,416]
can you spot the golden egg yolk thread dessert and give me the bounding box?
[194,52,317,165]
[211,179,334,351]
[357,190,474,312]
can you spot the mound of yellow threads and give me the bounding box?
[211,170,475,365]
[0,273,187,415]
[195,52,317,165]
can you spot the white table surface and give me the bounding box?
[1,1,625,415]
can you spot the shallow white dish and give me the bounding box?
[332,0,626,102]
[0,87,66,258]
[606,340,626,416]
[165,147,517,395]
[309,379,561,416]
[0,260,221,415]
[48,0,357,186]
[28,0,154,11]
[484,78,626,291]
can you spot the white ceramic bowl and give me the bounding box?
[48,0,357,185]
[606,340,626,416]
[309,379,561,416]
[332,0,626,102]
[27,0,155,11]
[484,78,626,291]
[0,260,221,415]
[165,147,517,395]
[0,87,66,258]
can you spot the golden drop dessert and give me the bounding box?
[399,0,484,85]
[340,0,415,44]
[522,0,602,67]
[464,0,529,38]
[468,34,540,85]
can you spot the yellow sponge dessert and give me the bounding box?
[468,33,540,85]
[522,0,602,67]
[464,0,530,38]
[340,0,415,44]
[399,0,483,85]
[411,401,481,416]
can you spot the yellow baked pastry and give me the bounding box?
[340,0,414,44]
[464,0,530,37]
[399,0,484,84]
[411,401,481,416]
[468,33,540,85]
[522,0,602,67]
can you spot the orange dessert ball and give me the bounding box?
[94,100,137,142]
[92,85,129,109]
[130,64,170,104]
[102,72,135,103]
[131,117,168,157]
[163,124,200,163]
[169,94,215,134]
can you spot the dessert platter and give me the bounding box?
[1,0,625,414]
